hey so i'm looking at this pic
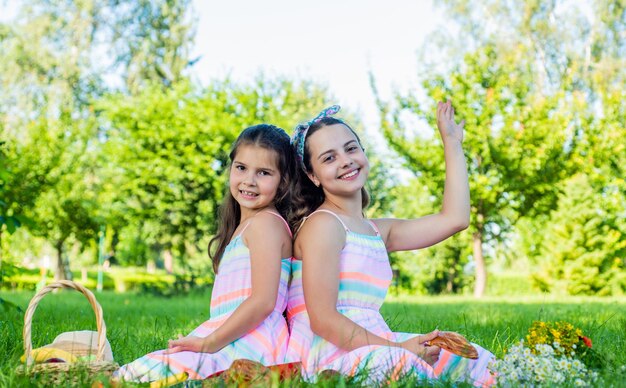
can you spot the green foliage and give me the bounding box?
[2,0,624,297]
[0,0,196,106]
[23,118,102,279]
[364,154,399,218]
[113,228,154,267]
[391,235,471,296]
[112,0,197,92]
[0,265,30,314]
[1,266,212,298]
[0,0,202,279]
[1,72,335,277]
[535,174,626,296]
[0,141,22,235]
[1,1,340,277]
[376,42,573,297]
[1,117,102,279]
[485,272,540,297]
[377,0,626,296]
[387,178,472,294]
[0,132,52,234]
[97,79,330,268]
[1,270,43,291]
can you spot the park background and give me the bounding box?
[0,0,625,386]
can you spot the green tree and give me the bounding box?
[112,0,197,93]
[0,0,199,278]
[377,0,626,297]
[375,43,572,297]
[0,141,23,291]
[364,154,399,219]
[0,0,197,107]
[536,174,626,295]
[22,118,101,280]
[0,0,105,279]
[0,141,23,308]
[98,78,330,269]
[389,178,471,294]
[0,142,21,236]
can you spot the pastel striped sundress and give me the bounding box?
[285,209,495,386]
[114,211,292,383]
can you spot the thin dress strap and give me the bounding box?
[236,221,252,238]
[263,211,293,238]
[366,219,381,236]
[300,209,379,236]
[237,211,292,238]
[307,209,350,232]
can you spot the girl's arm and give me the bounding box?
[300,213,439,363]
[375,100,470,253]
[166,212,288,354]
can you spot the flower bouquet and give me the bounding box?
[489,321,600,387]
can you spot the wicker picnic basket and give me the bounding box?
[16,280,118,382]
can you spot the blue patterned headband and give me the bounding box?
[291,105,341,171]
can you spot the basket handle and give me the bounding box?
[23,280,108,365]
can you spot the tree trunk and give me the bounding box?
[472,230,487,298]
[55,240,69,281]
[446,271,455,293]
[163,249,173,274]
[446,255,458,293]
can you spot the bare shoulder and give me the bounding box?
[295,211,346,252]
[246,211,291,241]
[298,211,345,238]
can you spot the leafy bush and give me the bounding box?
[1,266,212,296]
[487,272,542,296]
[536,174,626,296]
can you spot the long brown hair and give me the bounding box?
[209,124,294,273]
[288,117,370,231]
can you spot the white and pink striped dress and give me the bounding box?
[114,212,291,383]
[285,209,495,386]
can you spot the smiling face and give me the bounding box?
[305,123,369,196]
[229,144,282,217]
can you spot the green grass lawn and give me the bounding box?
[1,290,625,386]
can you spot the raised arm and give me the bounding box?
[375,100,470,252]
[166,212,288,354]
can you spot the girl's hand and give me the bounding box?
[437,100,465,144]
[164,334,208,354]
[399,330,441,366]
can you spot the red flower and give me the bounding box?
[580,336,592,348]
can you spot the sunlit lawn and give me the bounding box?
[1,290,625,386]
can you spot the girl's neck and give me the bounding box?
[239,205,277,224]
[321,192,363,219]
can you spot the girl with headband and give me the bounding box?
[284,103,495,385]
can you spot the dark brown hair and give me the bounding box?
[288,117,370,231]
[209,124,294,273]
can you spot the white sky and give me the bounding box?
[190,0,442,133]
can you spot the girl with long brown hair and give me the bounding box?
[115,124,295,385]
